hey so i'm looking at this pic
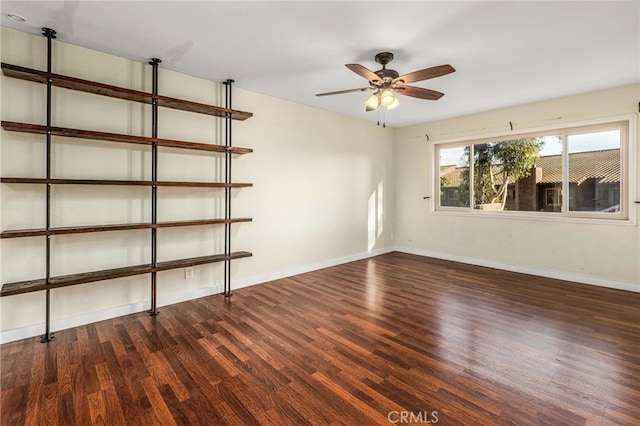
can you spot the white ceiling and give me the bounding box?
[1,1,639,128]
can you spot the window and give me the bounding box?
[439,146,469,208]
[545,188,561,207]
[567,129,621,213]
[436,119,631,220]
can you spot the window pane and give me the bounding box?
[567,130,620,213]
[471,138,547,211]
[439,146,469,207]
[532,135,563,213]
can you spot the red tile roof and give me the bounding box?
[440,149,620,186]
[535,149,620,185]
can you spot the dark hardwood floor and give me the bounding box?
[2,252,639,425]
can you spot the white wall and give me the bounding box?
[0,28,395,341]
[394,84,640,291]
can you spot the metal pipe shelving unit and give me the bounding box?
[0,28,253,341]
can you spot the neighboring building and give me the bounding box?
[440,149,621,212]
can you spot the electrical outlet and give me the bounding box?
[185,267,194,279]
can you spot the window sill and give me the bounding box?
[431,207,637,226]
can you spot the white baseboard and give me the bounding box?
[395,246,640,293]
[0,247,394,344]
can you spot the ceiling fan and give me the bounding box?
[316,52,455,111]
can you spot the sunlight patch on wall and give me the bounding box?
[368,179,384,253]
[368,192,376,253]
[377,180,384,238]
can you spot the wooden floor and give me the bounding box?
[2,252,639,425]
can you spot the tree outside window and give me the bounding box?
[460,138,544,210]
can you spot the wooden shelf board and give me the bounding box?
[0,218,252,239]
[0,251,253,296]
[0,177,253,188]
[1,121,253,154]
[1,264,152,296]
[155,96,252,120]
[1,63,253,121]
[156,251,252,271]
[155,218,252,228]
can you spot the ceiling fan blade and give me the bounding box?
[393,64,455,84]
[316,87,373,97]
[394,85,444,100]
[345,64,381,84]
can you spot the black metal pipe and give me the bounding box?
[149,58,161,315]
[223,81,229,296]
[227,80,233,296]
[223,80,234,297]
[41,27,56,343]
[150,273,157,315]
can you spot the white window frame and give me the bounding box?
[433,115,636,224]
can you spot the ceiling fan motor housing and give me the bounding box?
[375,69,399,84]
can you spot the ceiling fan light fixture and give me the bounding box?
[365,93,380,110]
[380,89,395,106]
[386,96,400,110]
